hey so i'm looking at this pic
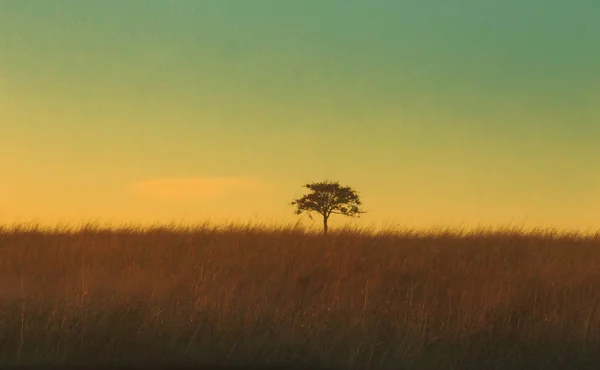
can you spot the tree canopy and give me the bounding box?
[290,180,365,233]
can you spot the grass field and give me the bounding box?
[1,222,600,369]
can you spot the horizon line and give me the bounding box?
[1,218,599,238]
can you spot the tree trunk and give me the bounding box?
[323,215,328,234]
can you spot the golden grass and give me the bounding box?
[1,221,600,369]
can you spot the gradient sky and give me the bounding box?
[1,0,599,230]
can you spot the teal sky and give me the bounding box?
[1,0,599,230]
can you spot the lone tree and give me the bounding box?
[290,180,365,234]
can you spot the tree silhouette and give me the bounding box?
[290,180,365,234]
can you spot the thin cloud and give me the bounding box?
[129,177,263,200]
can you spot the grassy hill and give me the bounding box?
[1,222,599,369]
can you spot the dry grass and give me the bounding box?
[1,221,600,369]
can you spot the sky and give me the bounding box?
[1,0,599,231]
